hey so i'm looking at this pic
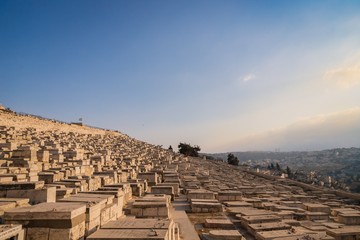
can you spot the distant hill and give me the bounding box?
[206,148,360,193]
[208,151,307,162]
[0,106,120,136]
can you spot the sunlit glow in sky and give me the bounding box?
[1,0,360,152]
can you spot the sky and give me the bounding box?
[1,0,360,153]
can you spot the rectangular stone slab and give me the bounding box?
[255,230,309,240]
[227,207,271,216]
[238,214,281,224]
[187,190,216,200]
[58,197,103,222]
[6,187,56,204]
[58,195,108,207]
[190,199,219,203]
[302,203,331,213]
[0,181,44,190]
[4,202,86,220]
[326,227,360,236]
[248,222,291,232]
[208,230,243,240]
[87,229,168,240]
[191,202,222,208]
[224,201,252,207]
[0,198,30,206]
[136,195,170,204]
[78,192,118,202]
[204,219,235,229]
[132,201,168,208]
[218,191,242,196]
[102,219,171,229]
[0,224,23,239]
[0,202,16,213]
[338,213,360,225]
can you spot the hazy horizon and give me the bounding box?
[1,1,360,153]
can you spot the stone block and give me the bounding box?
[187,190,216,200]
[151,186,174,200]
[157,183,180,196]
[208,230,243,240]
[6,186,56,204]
[191,201,223,213]
[302,203,331,213]
[58,195,103,236]
[217,191,242,202]
[27,227,49,240]
[3,202,86,240]
[204,219,235,229]
[326,227,360,240]
[131,201,169,218]
[248,222,291,236]
[100,203,116,226]
[0,181,44,190]
[0,224,24,240]
[338,213,360,225]
[48,222,86,240]
[305,211,329,221]
[87,229,169,240]
[4,202,86,221]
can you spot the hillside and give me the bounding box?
[0,107,120,136]
[209,148,360,193]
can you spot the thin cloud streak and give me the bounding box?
[221,107,360,152]
[242,73,256,83]
[325,64,360,88]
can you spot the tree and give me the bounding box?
[268,163,275,170]
[276,163,281,171]
[178,143,201,157]
[286,166,292,177]
[227,153,239,166]
[168,145,173,151]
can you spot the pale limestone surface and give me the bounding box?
[102,218,172,229]
[87,229,169,240]
[4,202,86,220]
[0,224,24,240]
[0,110,115,135]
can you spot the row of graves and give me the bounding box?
[178,157,360,240]
[0,126,191,240]
[0,124,359,240]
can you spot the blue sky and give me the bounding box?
[1,0,360,152]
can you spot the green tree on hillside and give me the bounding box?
[178,143,201,157]
[276,163,281,171]
[227,153,239,166]
[286,166,292,177]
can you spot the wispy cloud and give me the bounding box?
[242,73,256,83]
[325,64,360,88]
[224,107,360,152]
